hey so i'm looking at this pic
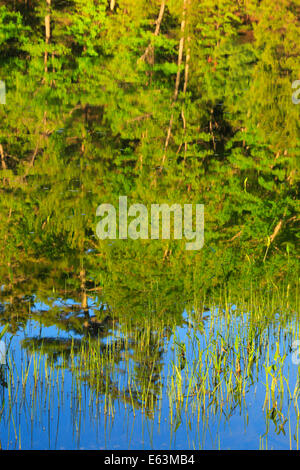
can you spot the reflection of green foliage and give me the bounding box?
[0,0,299,450]
[0,281,299,448]
[0,0,299,320]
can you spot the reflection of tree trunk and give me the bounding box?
[162,0,187,167]
[80,268,88,317]
[183,35,190,96]
[173,4,186,103]
[44,0,51,73]
[178,33,191,161]
[0,144,6,170]
[270,219,283,243]
[138,0,166,65]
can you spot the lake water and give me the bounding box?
[1,292,299,450]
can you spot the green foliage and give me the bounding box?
[0,0,298,308]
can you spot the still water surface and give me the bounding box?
[0,296,299,450]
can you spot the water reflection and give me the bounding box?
[0,284,299,450]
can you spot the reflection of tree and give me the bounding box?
[0,0,298,449]
[19,315,173,419]
[0,0,298,302]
